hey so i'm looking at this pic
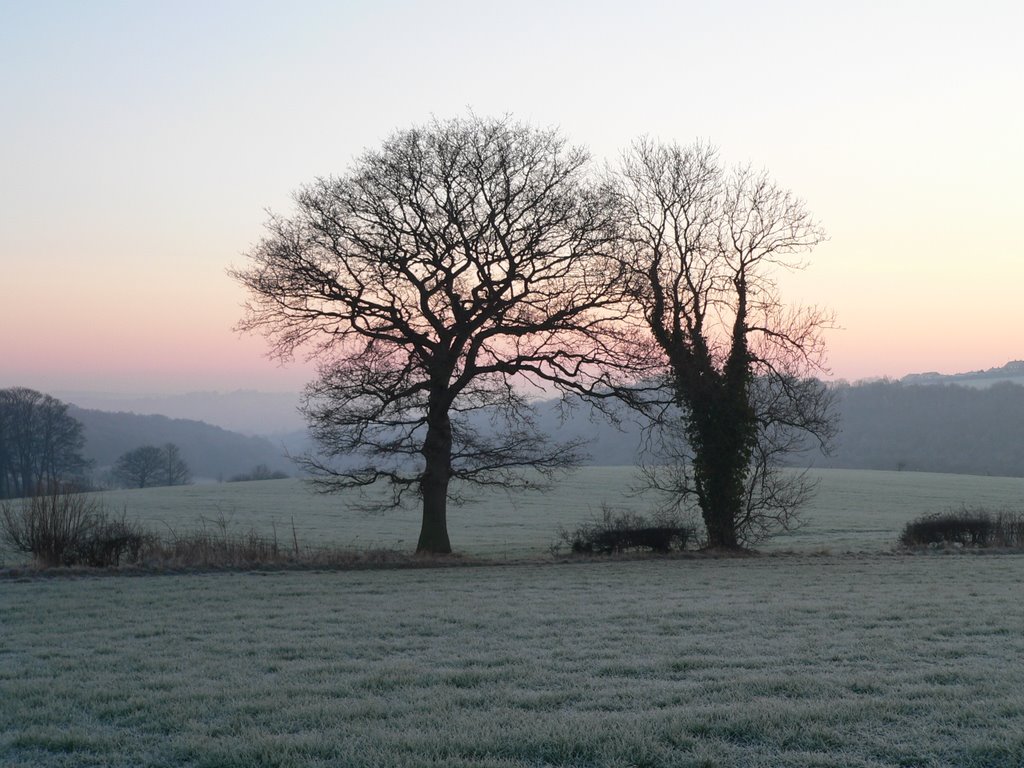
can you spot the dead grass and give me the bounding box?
[0,509,486,578]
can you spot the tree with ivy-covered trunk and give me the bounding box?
[614,140,836,549]
[232,116,644,554]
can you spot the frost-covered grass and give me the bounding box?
[6,467,1019,564]
[3,555,1024,767]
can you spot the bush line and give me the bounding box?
[0,487,441,570]
[900,506,1024,549]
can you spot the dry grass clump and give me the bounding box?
[151,514,298,567]
[1,487,153,567]
[146,516,466,570]
[899,506,1024,549]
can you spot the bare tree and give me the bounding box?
[232,116,641,553]
[161,443,191,486]
[614,140,836,549]
[113,445,164,489]
[112,443,190,489]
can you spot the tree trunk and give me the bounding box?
[417,398,453,554]
[696,464,742,549]
[692,439,744,549]
[686,378,755,551]
[417,469,452,554]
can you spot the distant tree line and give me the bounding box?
[530,378,1024,478]
[0,386,202,497]
[2,388,297,493]
[827,380,1024,477]
[70,406,292,483]
[228,464,289,482]
[0,388,90,499]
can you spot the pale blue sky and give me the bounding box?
[2,0,1021,392]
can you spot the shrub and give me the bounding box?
[900,507,1024,548]
[553,507,695,555]
[0,494,433,571]
[0,487,155,567]
[71,515,154,567]
[1,487,100,566]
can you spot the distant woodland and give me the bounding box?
[541,378,1024,478]
[53,378,1024,482]
[5,374,1024,495]
[68,407,292,484]
[825,380,1024,476]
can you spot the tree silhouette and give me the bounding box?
[614,140,836,548]
[161,443,191,486]
[232,116,641,553]
[113,445,165,489]
[0,388,89,498]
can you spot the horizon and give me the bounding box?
[13,357,1024,405]
[3,2,1021,393]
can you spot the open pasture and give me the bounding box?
[3,555,1024,767]
[4,469,1024,765]
[10,467,1022,562]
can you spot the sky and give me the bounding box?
[2,0,1022,394]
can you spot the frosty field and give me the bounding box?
[7,467,1021,563]
[3,468,1024,766]
[3,555,1024,767]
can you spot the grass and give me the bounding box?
[4,467,1022,566]
[3,555,1024,766]
[4,468,1024,766]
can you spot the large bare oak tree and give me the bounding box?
[614,140,836,549]
[232,116,637,553]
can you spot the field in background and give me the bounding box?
[3,467,1021,564]
[4,556,1024,767]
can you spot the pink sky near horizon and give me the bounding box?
[2,1,1021,395]
[3,258,1016,394]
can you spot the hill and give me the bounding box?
[69,406,293,482]
[61,360,1024,480]
[825,379,1024,476]
[548,379,1024,478]
[58,390,305,435]
[901,360,1024,388]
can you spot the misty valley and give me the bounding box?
[7,362,1024,495]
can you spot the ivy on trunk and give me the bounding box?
[615,140,837,549]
